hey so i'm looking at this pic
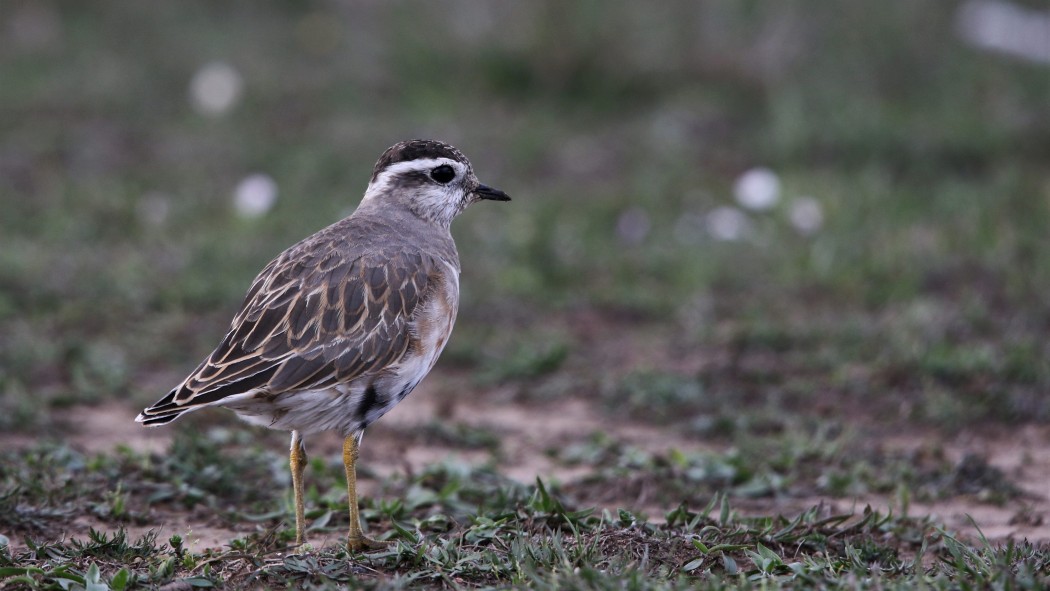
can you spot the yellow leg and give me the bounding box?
[343,433,387,551]
[290,431,308,549]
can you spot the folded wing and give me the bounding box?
[138,240,436,425]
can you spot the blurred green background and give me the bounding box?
[1,1,1048,432]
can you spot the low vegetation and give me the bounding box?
[2,2,1049,589]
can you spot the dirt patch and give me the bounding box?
[64,401,173,456]
[73,515,241,553]
[866,425,1050,539]
[11,376,1048,549]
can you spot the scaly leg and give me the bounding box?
[290,430,308,549]
[343,433,387,551]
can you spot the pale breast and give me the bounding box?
[382,260,460,400]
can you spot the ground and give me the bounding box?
[2,312,1049,588]
[40,378,1050,549]
[2,3,1050,589]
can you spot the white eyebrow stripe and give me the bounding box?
[363,158,467,202]
[380,158,465,177]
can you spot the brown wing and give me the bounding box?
[139,238,438,423]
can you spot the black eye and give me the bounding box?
[430,165,455,184]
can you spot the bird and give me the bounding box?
[136,139,510,551]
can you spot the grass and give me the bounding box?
[2,1,1050,588]
[2,462,1047,589]
[2,3,1049,429]
[557,428,1024,506]
[1,427,1044,589]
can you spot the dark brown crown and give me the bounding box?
[370,139,469,182]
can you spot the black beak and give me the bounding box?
[474,184,511,202]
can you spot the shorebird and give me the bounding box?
[136,139,509,550]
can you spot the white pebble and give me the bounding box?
[189,61,243,116]
[734,167,781,211]
[705,206,750,242]
[789,196,824,236]
[957,0,1050,64]
[233,174,278,218]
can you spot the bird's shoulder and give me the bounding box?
[237,217,454,340]
[166,216,457,404]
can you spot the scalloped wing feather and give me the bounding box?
[138,239,439,422]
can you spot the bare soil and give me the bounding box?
[28,373,1050,552]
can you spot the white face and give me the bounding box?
[362,157,476,227]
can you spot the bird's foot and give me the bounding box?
[347,534,391,552]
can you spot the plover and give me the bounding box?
[137,139,510,550]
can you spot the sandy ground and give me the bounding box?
[30,374,1048,552]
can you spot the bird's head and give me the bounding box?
[361,139,510,227]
